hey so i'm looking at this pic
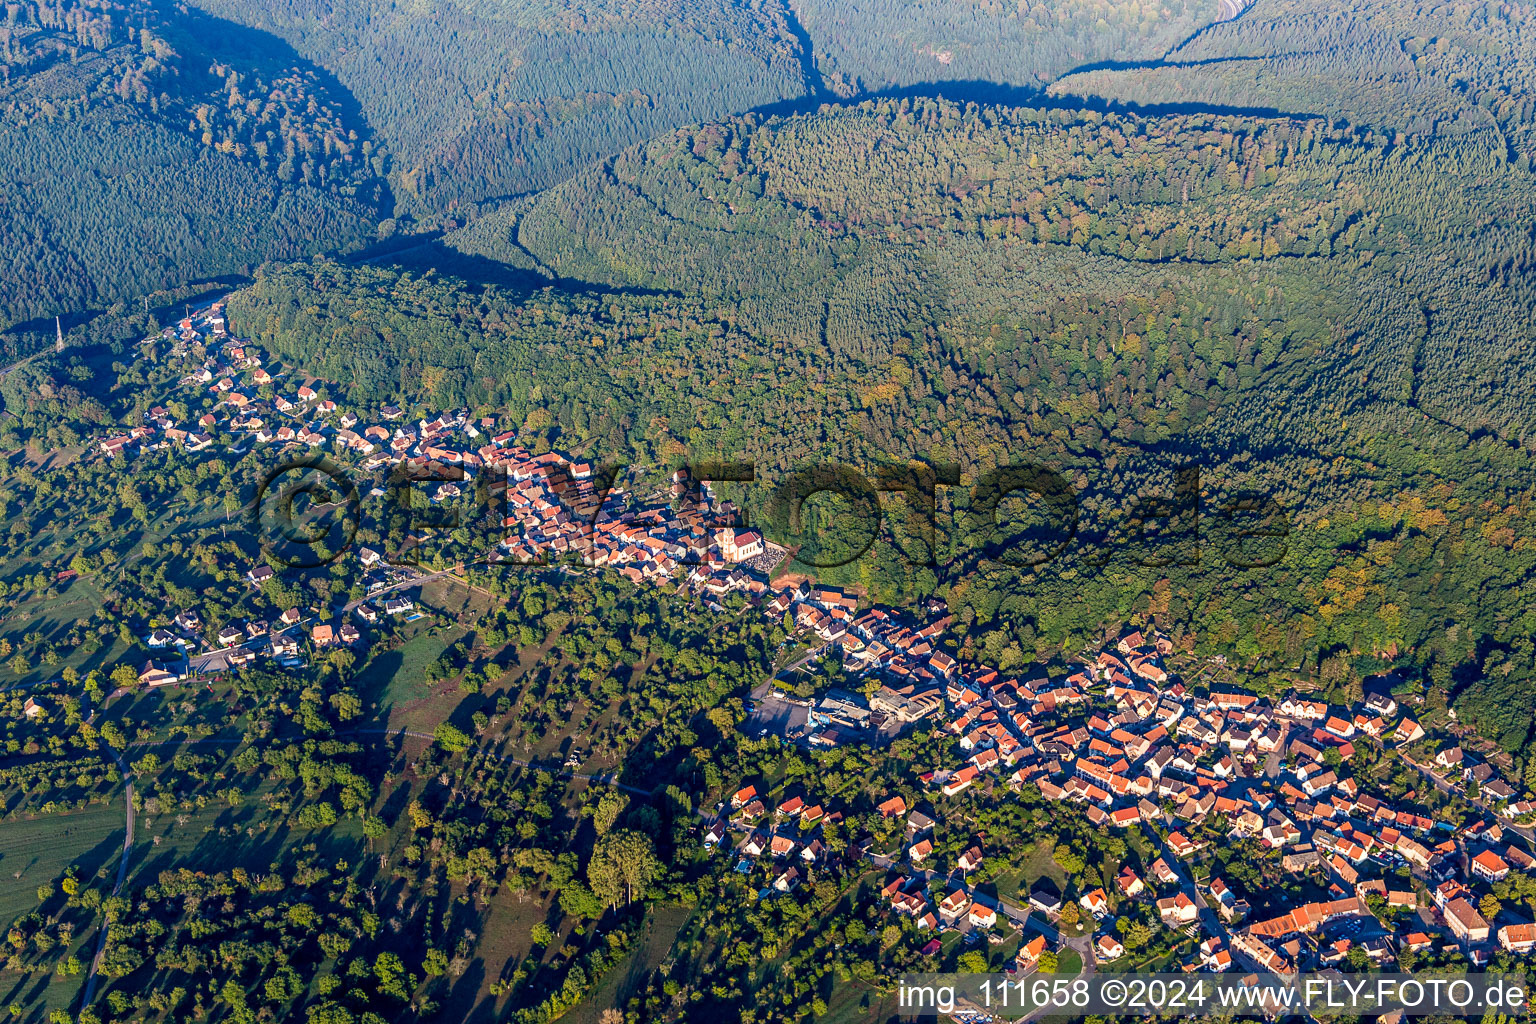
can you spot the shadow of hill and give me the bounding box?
[374,239,682,300]
[746,76,1305,125]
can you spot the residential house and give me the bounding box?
[1498,923,1536,954]
[1157,893,1198,927]
[1472,849,1511,883]
[968,902,998,930]
[1444,897,1491,945]
[1015,935,1048,968]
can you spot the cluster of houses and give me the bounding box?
[800,626,1536,975]
[487,454,774,595]
[750,582,957,746]
[705,783,844,898]
[101,310,784,600]
[134,603,363,685]
[132,583,427,687]
[92,307,1536,978]
[96,309,817,695]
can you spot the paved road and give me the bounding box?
[343,567,445,613]
[744,688,810,742]
[0,347,50,380]
[773,644,827,682]
[343,564,500,613]
[80,752,133,1008]
[184,634,283,674]
[1402,756,1534,843]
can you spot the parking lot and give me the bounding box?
[744,685,810,741]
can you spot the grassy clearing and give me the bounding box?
[564,903,693,1024]
[0,577,128,685]
[457,890,550,1020]
[366,574,505,728]
[0,579,104,646]
[126,780,368,883]
[816,982,902,1024]
[994,839,1066,902]
[383,615,581,743]
[382,637,526,737]
[421,575,497,619]
[109,680,251,746]
[0,803,124,921]
[356,621,465,712]
[0,803,125,1017]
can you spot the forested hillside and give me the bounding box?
[183,0,813,215]
[1052,0,1536,167]
[15,4,1536,1020]
[0,0,383,330]
[12,0,1536,335]
[791,0,1216,95]
[235,95,1536,747]
[229,250,1536,746]
[10,0,1536,747]
[508,99,1536,436]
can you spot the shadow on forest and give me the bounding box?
[742,77,1305,128]
[363,238,683,301]
[430,73,1319,302]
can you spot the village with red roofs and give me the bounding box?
[98,302,1536,987]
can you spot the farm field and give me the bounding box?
[0,803,124,1018]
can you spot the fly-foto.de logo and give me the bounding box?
[247,457,1288,574]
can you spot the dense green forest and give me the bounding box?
[229,243,1536,739]
[0,0,385,331]
[182,0,813,215]
[176,0,1231,215]
[500,97,1536,439]
[791,0,1215,96]
[1052,0,1536,167]
[8,0,1530,741]
[15,0,1536,333]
